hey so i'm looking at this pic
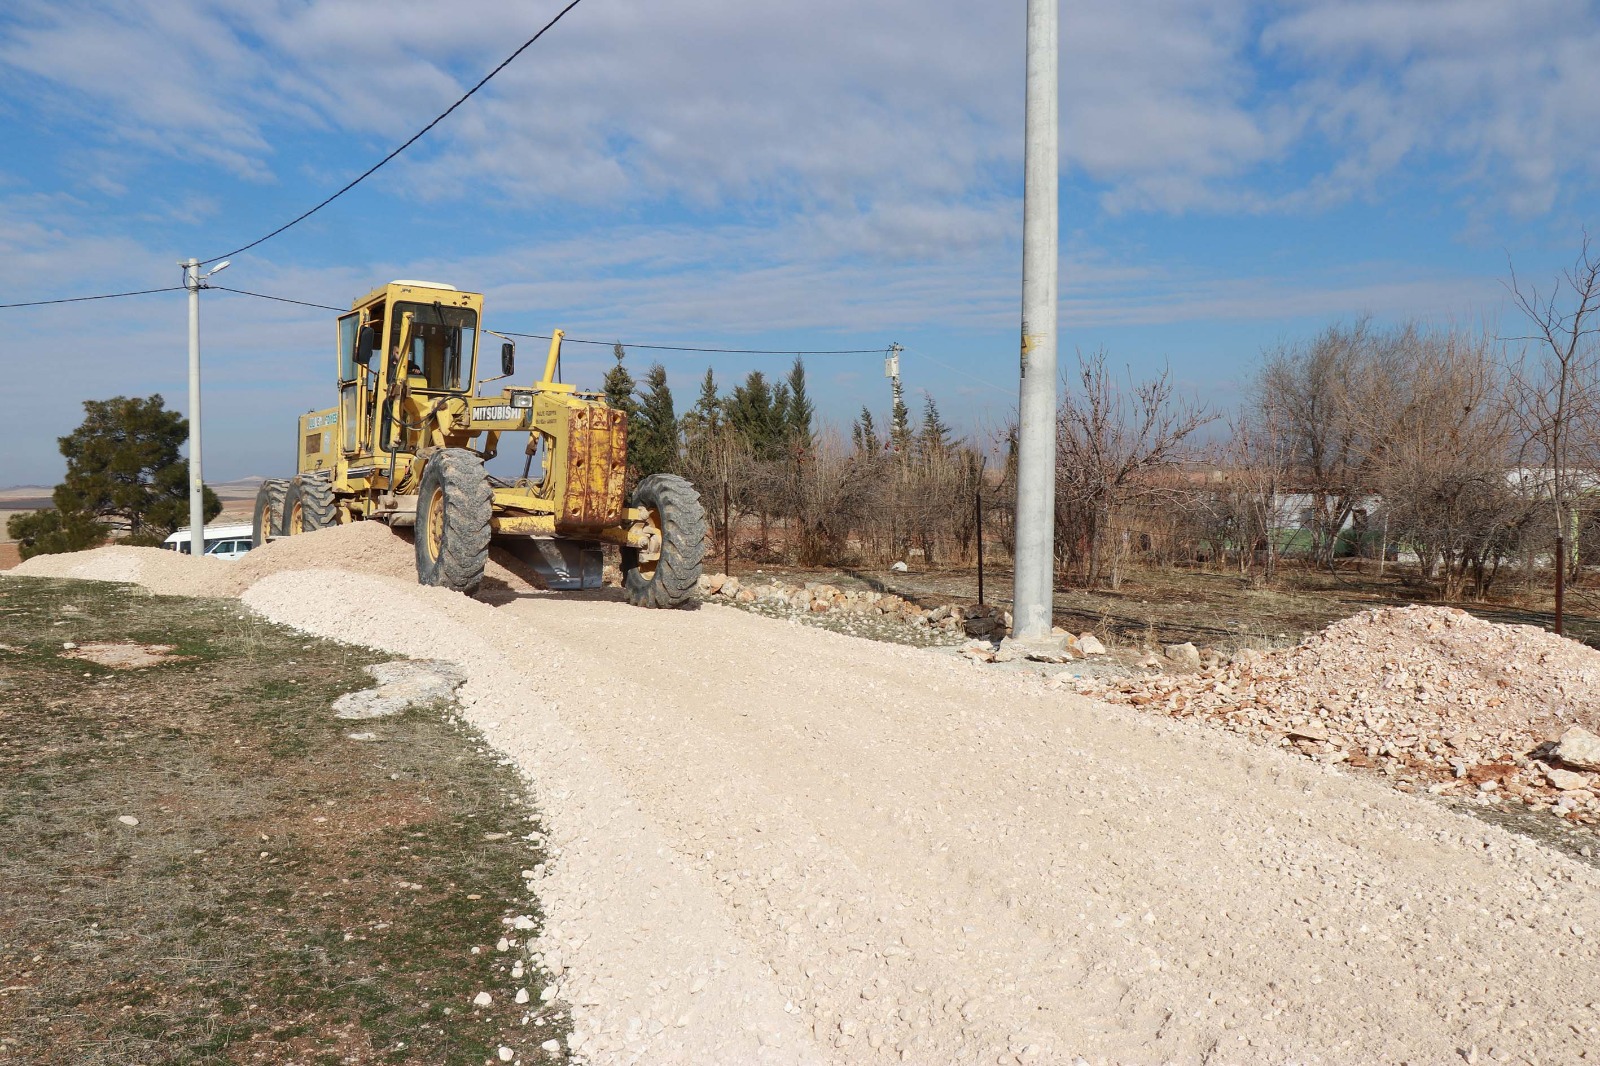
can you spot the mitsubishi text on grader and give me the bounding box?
[252,280,705,606]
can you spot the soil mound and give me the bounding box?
[11,522,545,599]
[1075,604,1600,804]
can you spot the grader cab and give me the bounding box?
[253,280,704,607]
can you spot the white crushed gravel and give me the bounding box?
[11,533,1600,1063]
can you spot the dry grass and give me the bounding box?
[0,577,565,1064]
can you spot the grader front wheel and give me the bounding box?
[622,474,706,609]
[415,449,493,596]
[279,473,337,536]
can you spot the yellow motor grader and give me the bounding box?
[252,280,704,606]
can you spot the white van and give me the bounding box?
[162,524,255,560]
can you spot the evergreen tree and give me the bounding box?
[729,370,787,460]
[681,367,723,440]
[851,407,881,457]
[7,508,107,561]
[916,394,956,462]
[889,390,913,456]
[784,357,815,450]
[632,363,679,477]
[54,394,220,543]
[603,343,638,420]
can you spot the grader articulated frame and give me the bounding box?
[252,280,704,606]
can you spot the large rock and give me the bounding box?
[1543,765,1593,792]
[890,561,909,572]
[1164,642,1202,669]
[1549,726,1600,772]
[1077,633,1107,656]
[333,660,466,720]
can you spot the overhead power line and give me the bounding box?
[496,330,891,356]
[210,286,344,311]
[200,0,588,265]
[0,286,184,309]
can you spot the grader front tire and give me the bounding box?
[279,473,337,536]
[415,449,493,596]
[252,479,289,548]
[622,474,706,609]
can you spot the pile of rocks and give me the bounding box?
[1070,605,1600,826]
[696,573,1007,640]
[959,630,1109,664]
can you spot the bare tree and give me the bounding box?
[1375,328,1526,600]
[1256,319,1417,566]
[1054,349,1215,588]
[1506,236,1600,634]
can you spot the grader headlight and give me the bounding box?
[510,391,534,409]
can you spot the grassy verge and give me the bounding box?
[0,577,565,1065]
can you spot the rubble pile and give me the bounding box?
[1072,605,1600,825]
[695,572,1009,640]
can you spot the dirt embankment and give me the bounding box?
[9,530,1600,1064]
[12,521,545,598]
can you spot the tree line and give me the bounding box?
[605,349,994,568]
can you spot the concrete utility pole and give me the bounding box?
[182,256,228,553]
[1011,0,1059,644]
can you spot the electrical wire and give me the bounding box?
[0,286,184,309]
[209,288,893,354]
[199,0,587,265]
[495,330,891,356]
[209,286,344,311]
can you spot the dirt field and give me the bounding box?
[0,576,563,1064]
[751,559,1600,652]
[11,531,1600,1064]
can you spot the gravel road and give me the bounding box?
[15,539,1600,1064]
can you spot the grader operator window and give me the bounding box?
[394,301,477,392]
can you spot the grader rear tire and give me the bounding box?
[622,474,706,609]
[415,449,493,596]
[252,479,289,548]
[279,473,337,536]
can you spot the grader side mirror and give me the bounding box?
[355,325,375,367]
[501,341,515,377]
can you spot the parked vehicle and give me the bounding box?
[162,523,255,560]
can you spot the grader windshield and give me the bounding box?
[396,301,477,391]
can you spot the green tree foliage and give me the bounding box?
[631,363,679,477]
[916,394,957,464]
[852,407,880,457]
[603,343,638,421]
[54,395,220,545]
[7,508,108,561]
[784,357,815,451]
[889,391,913,457]
[681,368,723,442]
[729,370,793,460]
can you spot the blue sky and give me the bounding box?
[3,0,1599,485]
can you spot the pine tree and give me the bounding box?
[682,367,723,440]
[889,390,913,457]
[603,343,638,420]
[632,363,679,477]
[7,508,107,561]
[784,357,815,451]
[729,370,786,460]
[916,394,956,462]
[851,407,880,457]
[53,394,221,543]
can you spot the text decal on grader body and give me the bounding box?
[257,280,704,606]
[473,404,530,425]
